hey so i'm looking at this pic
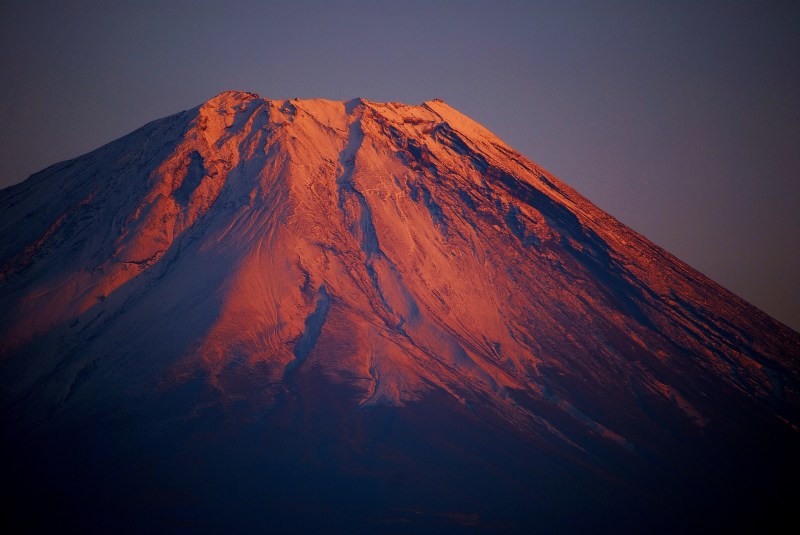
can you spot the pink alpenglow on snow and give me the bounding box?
[1,91,799,533]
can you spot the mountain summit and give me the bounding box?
[2,91,799,532]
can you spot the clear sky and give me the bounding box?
[1,0,798,331]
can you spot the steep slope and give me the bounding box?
[2,91,799,532]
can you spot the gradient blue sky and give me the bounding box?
[1,0,798,330]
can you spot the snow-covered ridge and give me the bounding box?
[2,90,799,531]
[1,88,798,446]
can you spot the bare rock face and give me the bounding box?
[2,91,799,532]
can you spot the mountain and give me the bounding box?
[2,90,799,533]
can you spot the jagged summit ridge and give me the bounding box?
[1,90,799,531]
